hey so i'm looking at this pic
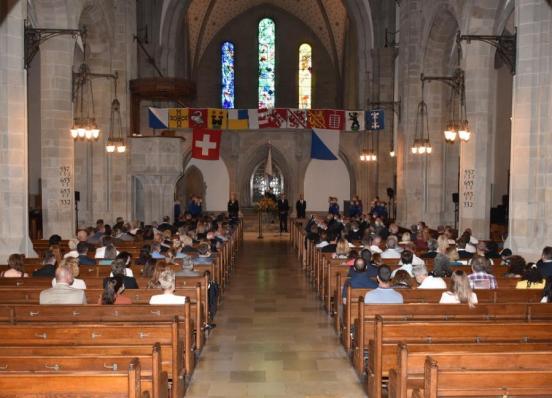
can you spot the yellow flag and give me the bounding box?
[208,108,228,129]
[168,108,189,129]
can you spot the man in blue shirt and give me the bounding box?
[364,265,403,304]
[343,258,378,299]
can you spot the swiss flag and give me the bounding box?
[192,129,222,160]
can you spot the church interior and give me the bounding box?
[1,0,552,397]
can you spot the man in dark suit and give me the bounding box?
[277,193,290,233]
[537,246,552,278]
[296,193,307,219]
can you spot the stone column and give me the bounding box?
[458,39,495,240]
[507,0,552,260]
[40,35,76,238]
[0,0,35,261]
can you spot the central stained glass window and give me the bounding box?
[298,43,312,109]
[221,41,235,109]
[258,18,275,109]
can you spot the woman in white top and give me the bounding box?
[439,270,477,307]
[52,258,87,290]
[149,270,187,305]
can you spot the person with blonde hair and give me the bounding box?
[52,258,86,289]
[149,270,187,305]
[440,270,478,307]
[334,238,351,259]
[433,234,452,277]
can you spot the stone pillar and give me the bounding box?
[129,137,184,224]
[40,35,76,238]
[507,0,552,260]
[458,40,495,240]
[0,0,35,261]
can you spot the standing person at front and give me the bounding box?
[227,192,240,219]
[277,193,290,233]
[296,193,307,219]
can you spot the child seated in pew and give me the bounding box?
[1,254,29,278]
[439,270,477,307]
[100,275,132,304]
[149,270,186,305]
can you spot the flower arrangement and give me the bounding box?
[255,197,277,212]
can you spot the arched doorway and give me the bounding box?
[176,166,206,208]
[250,160,284,203]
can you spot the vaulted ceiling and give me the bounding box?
[186,0,348,72]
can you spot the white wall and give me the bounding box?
[185,159,230,211]
[304,158,351,211]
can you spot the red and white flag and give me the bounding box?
[325,109,345,130]
[192,129,222,160]
[259,108,287,129]
[287,109,308,129]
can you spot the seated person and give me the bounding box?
[103,259,139,289]
[52,258,86,289]
[541,276,552,303]
[95,236,119,259]
[99,275,131,304]
[392,250,415,277]
[175,256,202,277]
[112,251,134,277]
[316,231,330,249]
[381,236,402,259]
[456,235,474,259]
[1,254,28,278]
[364,265,403,304]
[32,251,57,277]
[368,235,383,254]
[413,264,447,289]
[333,238,351,259]
[63,239,79,259]
[468,255,498,289]
[342,258,378,300]
[537,246,552,278]
[347,222,362,242]
[516,263,545,289]
[150,242,166,259]
[193,243,214,265]
[391,270,412,289]
[439,270,478,307]
[149,270,187,305]
[39,267,87,304]
[76,242,95,265]
[503,255,525,278]
[421,239,438,259]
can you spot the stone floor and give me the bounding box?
[185,234,367,397]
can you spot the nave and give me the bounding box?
[186,236,366,397]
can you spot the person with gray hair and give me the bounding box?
[149,270,187,304]
[412,264,447,289]
[381,235,402,259]
[175,256,201,277]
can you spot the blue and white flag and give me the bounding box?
[366,109,385,131]
[311,129,339,160]
[149,107,169,129]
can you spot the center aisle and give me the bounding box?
[186,236,366,397]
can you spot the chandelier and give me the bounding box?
[70,36,99,141]
[411,82,432,155]
[106,90,126,153]
[442,69,470,143]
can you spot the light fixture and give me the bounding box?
[389,150,395,157]
[458,120,471,142]
[71,36,100,142]
[360,149,377,162]
[411,93,432,156]
[106,89,126,153]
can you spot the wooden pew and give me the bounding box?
[0,357,149,398]
[0,285,207,351]
[0,343,168,398]
[0,317,186,398]
[412,356,552,398]
[365,317,552,398]
[389,343,552,398]
[341,285,545,352]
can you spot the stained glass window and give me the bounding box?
[298,43,312,109]
[221,41,235,109]
[258,18,275,109]
[250,161,284,203]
